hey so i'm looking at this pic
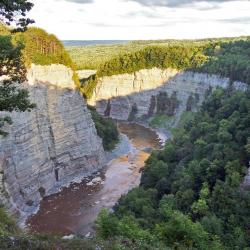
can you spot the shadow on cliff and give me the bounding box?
[87,70,234,121]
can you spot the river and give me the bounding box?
[27,122,164,236]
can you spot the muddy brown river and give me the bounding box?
[27,123,163,236]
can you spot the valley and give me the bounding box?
[0,8,249,248]
[27,122,163,236]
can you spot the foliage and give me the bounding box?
[149,111,195,138]
[96,88,250,249]
[88,106,119,151]
[149,114,174,129]
[66,43,149,70]
[76,37,250,99]
[0,26,80,135]
[0,23,10,35]
[198,39,250,84]
[0,207,19,236]
[13,28,75,69]
[0,0,36,136]
[0,35,35,136]
[0,0,34,31]
[81,75,98,99]
[95,39,250,84]
[96,45,208,77]
[67,37,249,71]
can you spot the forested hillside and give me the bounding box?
[95,39,250,84]
[0,26,80,86]
[13,28,75,69]
[96,88,250,249]
[79,37,250,99]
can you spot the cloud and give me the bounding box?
[121,10,160,18]
[219,16,250,24]
[64,0,93,3]
[29,0,250,40]
[127,0,243,8]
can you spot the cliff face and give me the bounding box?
[0,64,105,222]
[88,68,247,122]
[87,67,249,186]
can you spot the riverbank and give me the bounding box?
[27,122,164,236]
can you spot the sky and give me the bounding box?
[28,0,250,40]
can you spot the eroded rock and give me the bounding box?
[0,64,106,223]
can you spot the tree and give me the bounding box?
[0,1,34,31]
[0,0,35,136]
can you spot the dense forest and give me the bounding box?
[199,40,250,84]
[96,45,207,77]
[80,37,250,99]
[67,37,249,71]
[96,88,250,249]
[13,28,75,68]
[95,39,250,84]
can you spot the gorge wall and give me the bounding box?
[87,68,247,124]
[87,67,249,187]
[0,64,106,223]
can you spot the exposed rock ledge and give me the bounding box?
[0,64,106,224]
[87,67,249,186]
[87,68,247,121]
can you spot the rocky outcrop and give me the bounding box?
[77,70,96,81]
[0,64,105,223]
[87,68,247,122]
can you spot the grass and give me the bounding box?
[149,111,195,137]
[149,114,175,129]
[171,111,195,137]
[0,207,19,236]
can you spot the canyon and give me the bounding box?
[86,68,249,187]
[0,65,249,231]
[87,68,247,123]
[0,64,105,224]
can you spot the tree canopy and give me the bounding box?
[81,38,250,99]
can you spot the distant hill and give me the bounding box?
[62,40,130,47]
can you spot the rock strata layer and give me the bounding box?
[88,68,247,123]
[0,64,105,222]
[87,67,249,186]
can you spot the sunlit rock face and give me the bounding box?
[27,64,76,89]
[77,70,96,81]
[0,64,105,223]
[87,68,247,121]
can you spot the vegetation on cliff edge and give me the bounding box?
[80,38,250,99]
[88,106,119,151]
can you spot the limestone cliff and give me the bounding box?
[87,67,249,186]
[0,64,105,223]
[87,68,247,122]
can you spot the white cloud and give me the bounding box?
[28,0,250,40]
